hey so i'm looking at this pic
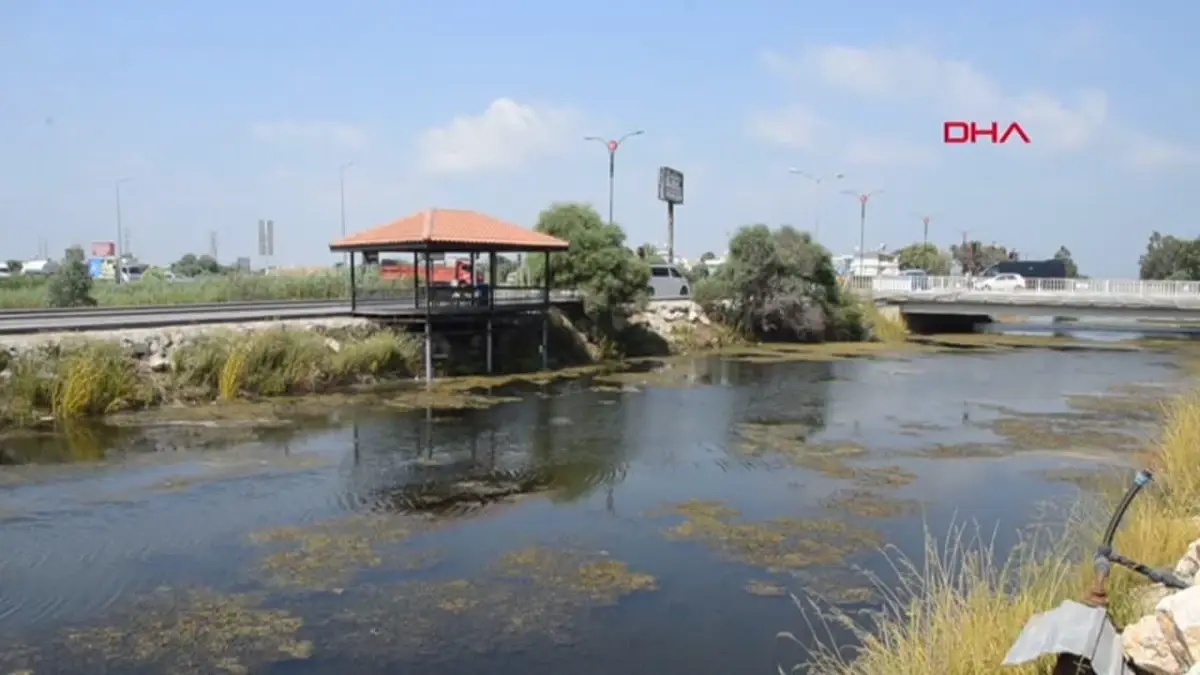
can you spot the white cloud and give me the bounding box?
[416,98,580,175]
[762,45,1109,152]
[745,105,825,149]
[1126,135,1196,170]
[251,120,366,152]
[842,138,935,168]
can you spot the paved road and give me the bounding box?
[0,293,589,335]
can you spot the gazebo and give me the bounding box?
[329,208,570,383]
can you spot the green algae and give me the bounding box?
[249,514,438,591]
[315,546,657,658]
[0,589,310,675]
[652,499,883,572]
[823,488,921,519]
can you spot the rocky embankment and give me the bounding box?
[1124,534,1200,673]
[0,317,377,373]
[0,301,721,376]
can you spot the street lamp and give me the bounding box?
[114,177,133,284]
[339,161,355,265]
[584,130,644,226]
[788,169,844,241]
[910,212,939,248]
[842,188,884,275]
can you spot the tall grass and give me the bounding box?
[801,394,1200,675]
[1,328,422,425]
[0,269,412,308]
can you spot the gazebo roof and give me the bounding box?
[330,208,569,253]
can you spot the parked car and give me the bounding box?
[647,263,690,299]
[900,268,930,290]
[973,273,1025,291]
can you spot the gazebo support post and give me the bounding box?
[412,252,419,306]
[348,251,357,313]
[424,252,433,387]
[541,251,551,371]
[487,251,497,374]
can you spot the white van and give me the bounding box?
[647,263,690,299]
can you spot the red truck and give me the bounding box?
[379,259,481,285]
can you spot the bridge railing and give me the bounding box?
[846,275,1200,297]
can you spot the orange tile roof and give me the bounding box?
[329,208,569,252]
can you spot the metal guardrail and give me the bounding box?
[0,290,586,335]
[0,289,584,320]
[846,276,1200,297]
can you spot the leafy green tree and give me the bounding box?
[5,259,22,274]
[894,243,951,275]
[699,251,716,262]
[1053,245,1080,278]
[170,253,223,277]
[527,203,651,315]
[635,243,663,263]
[47,247,96,308]
[695,224,856,342]
[950,241,1010,275]
[1139,232,1200,280]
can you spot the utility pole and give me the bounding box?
[114,177,133,283]
[209,231,219,259]
[339,161,355,265]
[842,188,884,275]
[788,169,844,241]
[584,130,644,226]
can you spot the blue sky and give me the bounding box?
[1,0,1195,276]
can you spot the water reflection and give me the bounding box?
[0,346,1184,675]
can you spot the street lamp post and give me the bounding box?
[339,161,355,265]
[114,177,133,284]
[584,130,644,226]
[842,189,884,275]
[788,169,844,241]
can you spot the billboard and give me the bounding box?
[657,167,684,205]
[91,241,116,258]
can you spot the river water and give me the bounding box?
[0,336,1188,675]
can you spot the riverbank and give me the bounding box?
[804,385,1200,673]
[0,296,912,429]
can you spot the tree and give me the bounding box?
[635,243,663,263]
[950,241,1010,275]
[696,224,853,342]
[5,260,22,274]
[170,253,223,277]
[699,251,716,262]
[1053,246,1080,278]
[527,203,651,315]
[894,243,951,275]
[47,247,96,308]
[1139,232,1200,280]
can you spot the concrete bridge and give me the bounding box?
[848,276,1200,332]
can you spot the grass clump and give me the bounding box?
[171,327,420,400]
[2,341,151,423]
[799,393,1200,675]
[0,328,422,427]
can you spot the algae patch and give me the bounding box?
[494,546,658,603]
[735,420,868,479]
[745,579,787,597]
[315,546,657,658]
[823,488,921,519]
[652,499,882,571]
[250,514,439,591]
[0,589,310,675]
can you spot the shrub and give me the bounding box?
[47,247,96,308]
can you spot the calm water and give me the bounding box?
[0,342,1184,675]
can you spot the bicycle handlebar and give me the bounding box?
[1094,469,1190,591]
